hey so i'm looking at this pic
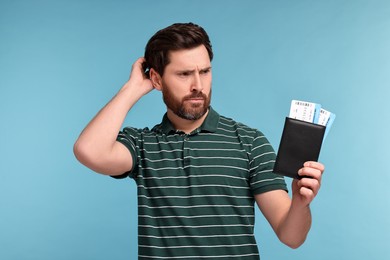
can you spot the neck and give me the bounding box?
[167,109,209,134]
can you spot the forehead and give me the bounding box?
[166,45,211,70]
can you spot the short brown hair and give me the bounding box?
[144,23,213,76]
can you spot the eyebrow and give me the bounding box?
[200,66,212,72]
[176,66,212,74]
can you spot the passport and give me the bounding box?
[273,100,335,179]
[273,117,325,179]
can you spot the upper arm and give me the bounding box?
[74,140,133,176]
[254,190,291,233]
[107,141,134,176]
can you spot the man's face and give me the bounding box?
[159,45,212,121]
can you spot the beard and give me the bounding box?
[162,87,211,121]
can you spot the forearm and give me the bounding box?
[73,82,144,171]
[77,83,140,144]
[276,201,312,249]
[256,163,324,249]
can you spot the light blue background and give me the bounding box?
[1,0,389,259]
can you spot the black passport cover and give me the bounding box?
[273,117,326,179]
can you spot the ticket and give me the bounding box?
[289,100,321,123]
[318,108,336,140]
[289,100,335,141]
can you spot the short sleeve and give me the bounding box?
[249,130,288,195]
[115,127,142,179]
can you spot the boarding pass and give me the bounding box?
[289,100,336,140]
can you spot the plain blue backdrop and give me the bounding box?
[1,0,389,259]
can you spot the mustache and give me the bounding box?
[184,92,207,100]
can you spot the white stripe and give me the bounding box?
[138,204,253,209]
[185,140,251,146]
[138,194,252,199]
[143,139,186,145]
[140,164,249,172]
[139,214,254,219]
[217,127,253,134]
[141,155,249,164]
[142,132,182,138]
[249,168,274,175]
[188,138,244,146]
[260,159,275,165]
[139,224,254,229]
[249,152,275,166]
[139,174,247,181]
[219,120,256,133]
[138,253,259,259]
[253,151,274,158]
[220,127,256,135]
[184,164,249,171]
[142,157,183,163]
[184,155,248,161]
[142,149,183,154]
[198,132,243,139]
[251,142,272,152]
[249,160,275,171]
[139,233,254,239]
[139,243,257,249]
[141,147,246,153]
[252,135,267,142]
[138,184,250,190]
[251,177,285,186]
[141,166,183,171]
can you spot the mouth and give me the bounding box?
[185,93,206,101]
[185,98,205,104]
[186,97,204,101]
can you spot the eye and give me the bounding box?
[177,71,191,77]
[200,68,211,75]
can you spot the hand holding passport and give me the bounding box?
[273,100,335,179]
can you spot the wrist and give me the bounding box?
[291,195,311,211]
[118,82,146,101]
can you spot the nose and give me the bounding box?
[191,72,203,92]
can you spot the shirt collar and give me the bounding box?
[159,106,220,135]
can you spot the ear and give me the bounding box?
[150,68,163,91]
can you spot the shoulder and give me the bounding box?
[216,114,274,157]
[218,114,266,140]
[118,126,157,141]
[121,126,149,135]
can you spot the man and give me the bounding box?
[74,23,324,259]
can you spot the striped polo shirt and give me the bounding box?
[116,107,287,259]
